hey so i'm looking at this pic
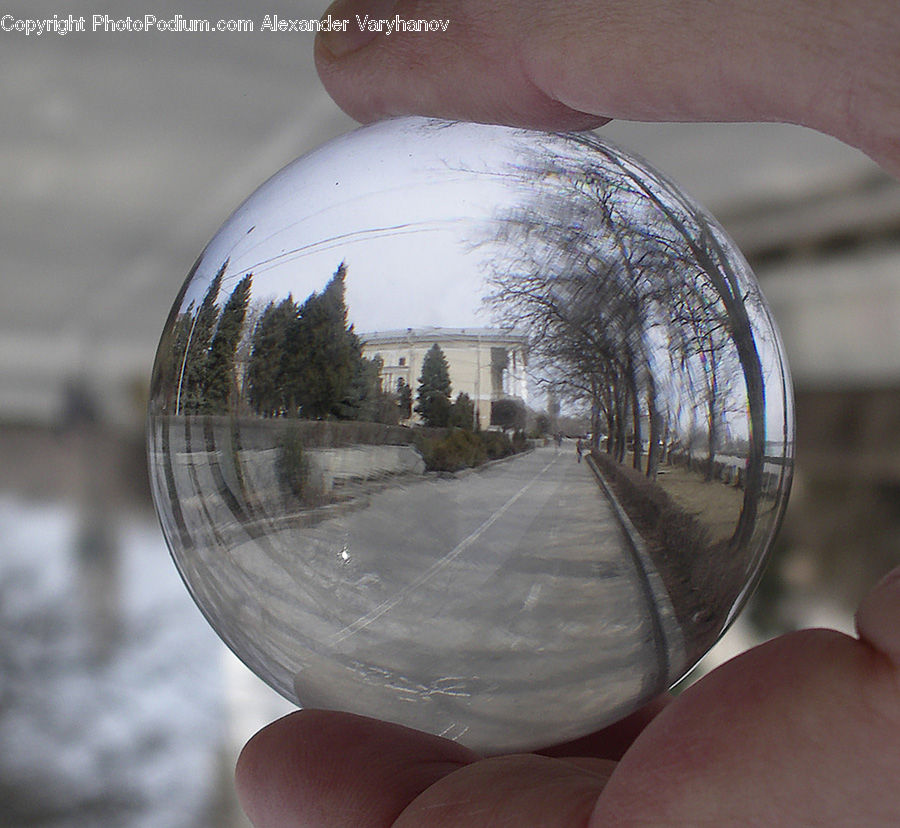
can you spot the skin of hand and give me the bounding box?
[235,2,900,823]
[314,0,900,175]
[236,570,900,825]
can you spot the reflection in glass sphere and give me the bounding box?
[148,117,793,754]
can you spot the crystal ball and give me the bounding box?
[148,117,793,754]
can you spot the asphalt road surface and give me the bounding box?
[171,440,683,752]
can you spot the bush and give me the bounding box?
[512,429,529,453]
[276,427,307,499]
[415,427,532,473]
[480,430,515,461]
[590,447,714,590]
[490,398,526,431]
[416,428,486,472]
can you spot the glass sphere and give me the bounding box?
[148,117,794,754]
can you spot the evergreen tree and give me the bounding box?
[416,343,453,427]
[337,353,400,424]
[179,259,226,412]
[171,301,195,370]
[247,262,376,420]
[203,274,252,413]
[247,296,297,416]
[448,392,476,430]
[284,262,357,419]
[396,377,412,420]
[151,299,194,411]
[335,347,377,420]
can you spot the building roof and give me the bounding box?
[360,326,528,347]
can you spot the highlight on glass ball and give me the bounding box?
[147,117,794,754]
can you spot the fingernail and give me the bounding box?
[319,0,401,58]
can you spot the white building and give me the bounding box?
[360,327,528,428]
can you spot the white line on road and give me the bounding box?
[331,454,559,645]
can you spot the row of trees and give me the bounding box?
[155,261,394,421]
[158,258,503,430]
[244,266,483,427]
[482,132,778,547]
[244,263,400,422]
[155,260,252,415]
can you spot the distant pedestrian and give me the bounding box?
[576,438,583,463]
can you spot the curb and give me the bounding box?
[585,454,687,687]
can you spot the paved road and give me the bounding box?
[167,439,680,752]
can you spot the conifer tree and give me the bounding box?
[396,377,413,420]
[151,299,194,411]
[284,262,357,419]
[415,343,453,427]
[203,274,252,413]
[247,296,297,416]
[449,391,476,430]
[179,259,226,412]
[337,353,396,422]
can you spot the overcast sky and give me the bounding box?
[0,0,888,421]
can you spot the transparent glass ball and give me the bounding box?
[148,117,794,754]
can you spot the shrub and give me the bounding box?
[480,430,515,460]
[436,429,488,471]
[418,428,487,471]
[511,429,529,453]
[415,426,532,472]
[590,447,714,590]
[276,427,307,499]
[490,398,526,431]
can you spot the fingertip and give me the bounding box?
[235,710,479,828]
[856,566,900,665]
[313,1,607,130]
[233,711,299,828]
[316,0,390,60]
[540,695,671,761]
[394,753,611,827]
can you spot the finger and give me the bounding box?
[539,694,671,761]
[234,705,645,827]
[394,753,614,827]
[234,709,478,828]
[594,626,900,824]
[856,565,900,665]
[315,0,605,131]
[314,0,843,133]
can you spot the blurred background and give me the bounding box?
[2,1,898,825]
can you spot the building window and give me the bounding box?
[399,357,406,366]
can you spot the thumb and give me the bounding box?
[593,567,900,824]
[314,0,603,130]
[313,0,838,134]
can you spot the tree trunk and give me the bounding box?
[646,375,662,480]
[628,360,643,472]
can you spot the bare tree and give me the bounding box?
[479,130,768,547]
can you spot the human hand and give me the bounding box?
[235,567,900,825]
[235,5,900,823]
[314,0,900,177]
